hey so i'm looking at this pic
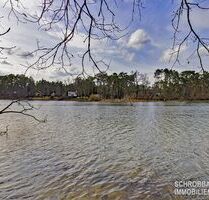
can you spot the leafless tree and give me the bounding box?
[0,26,15,59]
[1,0,208,72]
[0,100,46,133]
[172,0,209,71]
[3,0,143,75]
[0,13,46,130]
[0,100,45,121]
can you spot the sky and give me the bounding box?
[0,0,209,83]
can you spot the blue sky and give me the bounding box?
[0,0,209,83]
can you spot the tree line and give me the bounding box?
[154,69,209,100]
[0,74,69,99]
[1,69,209,100]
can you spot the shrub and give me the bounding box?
[89,94,102,101]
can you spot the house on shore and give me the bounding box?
[67,91,77,98]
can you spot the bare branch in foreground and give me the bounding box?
[0,100,46,123]
[2,0,209,73]
[4,0,143,74]
[0,27,10,36]
[171,0,209,71]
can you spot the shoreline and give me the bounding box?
[1,97,209,103]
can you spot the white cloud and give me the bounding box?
[199,46,209,56]
[160,45,187,63]
[120,49,135,62]
[172,7,209,32]
[47,27,107,50]
[127,29,150,49]
[1,60,13,66]
[189,9,209,30]
[160,48,174,63]
[0,0,41,17]
[114,29,152,62]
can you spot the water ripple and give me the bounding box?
[1,101,209,199]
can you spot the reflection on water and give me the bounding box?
[0,101,209,199]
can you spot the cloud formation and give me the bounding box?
[18,51,34,59]
[160,48,174,63]
[160,45,188,63]
[127,29,151,49]
[1,1,208,81]
[1,60,13,66]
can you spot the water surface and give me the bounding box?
[1,100,209,199]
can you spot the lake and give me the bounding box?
[1,100,209,199]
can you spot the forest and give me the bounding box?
[1,69,209,101]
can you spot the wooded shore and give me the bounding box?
[1,69,209,101]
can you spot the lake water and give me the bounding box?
[1,100,209,199]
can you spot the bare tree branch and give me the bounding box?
[4,0,143,74]
[0,27,10,36]
[171,0,209,71]
[0,100,46,123]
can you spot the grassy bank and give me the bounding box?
[2,96,206,103]
[1,96,209,103]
